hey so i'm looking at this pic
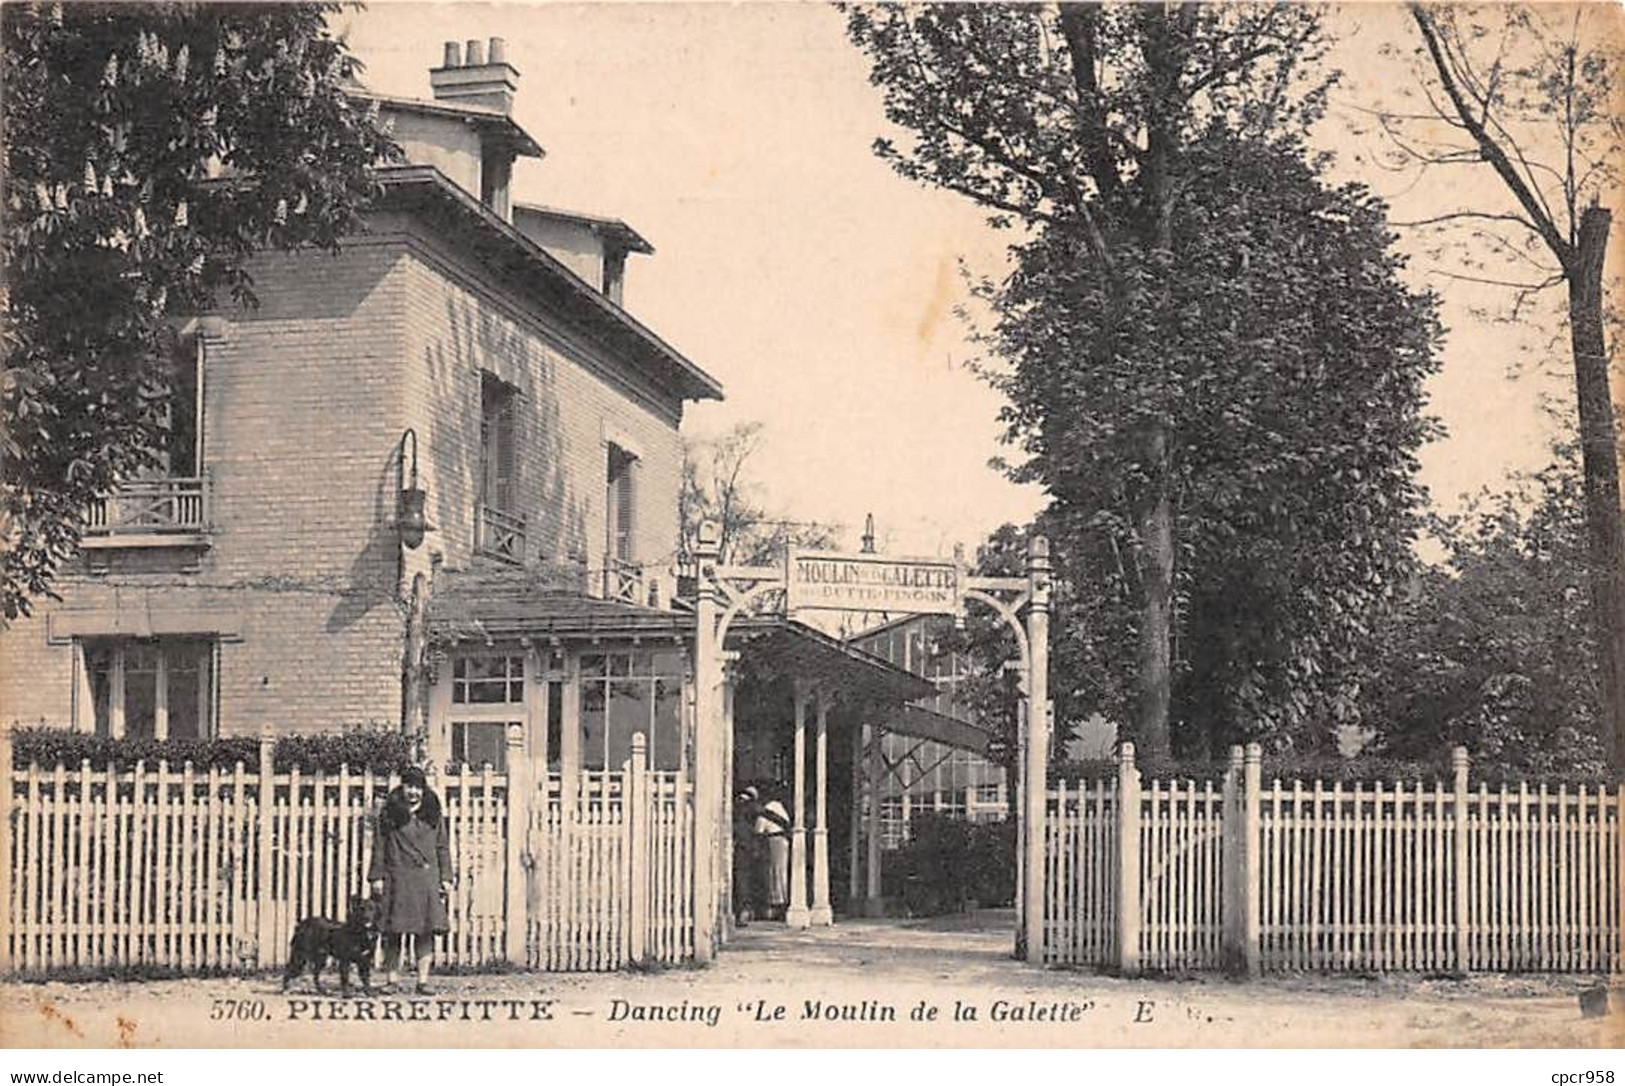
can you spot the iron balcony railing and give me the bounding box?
[84,476,209,536]
[476,503,526,565]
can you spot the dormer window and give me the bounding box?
[603,249,627,305]
[480,145,513,220]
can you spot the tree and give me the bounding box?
[679,421,839,567]
[1364,447,1607,778]
[847,4,1439,760]
[1,3,398,621]
[1378,4,1625,775]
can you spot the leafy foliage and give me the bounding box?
[853,14,1444,762]
[1363,450,1609,779]
[847,5,1442,762]
[844,3,1333,230]
[1,3,398,620]
[884,812,1015,915]
[996,133,1441,760]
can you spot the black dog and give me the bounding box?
[282,895,379,997]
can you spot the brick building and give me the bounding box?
[0,39,714,745]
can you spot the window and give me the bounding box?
[80,638,214,739]
[479,374,516,514]
[476,375,525,563]
[545,680,563,771]
[604,441,640,600]
[606,443,637,565]
[152,333,203,478]
[880,797,905,850]
[602,249,627,305]
[451,722,509,769]
[449,653,524,770]
[452,654,524,705]
[579,650,683,771]
[87,334,208,538]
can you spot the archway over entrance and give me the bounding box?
[688,525,1052,963]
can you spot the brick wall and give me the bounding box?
[391,214,685,590]
[2,216,693,737]
[1,243,412,735]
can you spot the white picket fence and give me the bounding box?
[1043,778,1117,969]
[1260,778,1622,973]
[528,766,692,971]
[1043,744,1625,975]
[0,730,694,976]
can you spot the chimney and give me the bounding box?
[430,36,519,114]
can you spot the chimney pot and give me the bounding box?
[430,35,520,115]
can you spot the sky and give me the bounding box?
[339,2,1596,559]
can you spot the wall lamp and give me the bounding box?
[397,428,431,550]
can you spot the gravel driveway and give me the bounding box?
[1,911,1618,1048]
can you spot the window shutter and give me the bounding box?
[495,397,515,512]
[480,377,517,513]
[615,458,635,561]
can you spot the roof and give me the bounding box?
[514,203,654,255]
[848,612,950,646]
[377,165,724,403]
[889,703,994,757]
[429,568,690,642]
[731,616,937,706]
[428,571,932,706]
[359,92,546,159]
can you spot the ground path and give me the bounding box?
[1,911,1617,1048]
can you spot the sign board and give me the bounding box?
[785,548,960,615]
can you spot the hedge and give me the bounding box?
[883,813,1016,916]
[9,726,417,773]
[1049,751,1615,787]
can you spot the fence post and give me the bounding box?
[1116,742,1141,976]
[628,733,649,965]
[1221,745,1245,974]
[504,723,532,968]
[1452,746,1470,974]
[0,726,12,975]
[1241,743,1262,978]
[255,734,275,972]
[1616,783,1624,978]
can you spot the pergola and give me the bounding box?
[726,617,939,927]
[689,527,1052,962]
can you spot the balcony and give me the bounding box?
[83,476,210,549]
[475,503,526,565]
[604,556,643,604]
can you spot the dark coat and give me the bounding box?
[368,788,451,937]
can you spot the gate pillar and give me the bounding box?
[691,524,722,961]
[1022,535,1051,963]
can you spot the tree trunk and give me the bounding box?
[1567,205,1625,778]
[1137,428,1175,764]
